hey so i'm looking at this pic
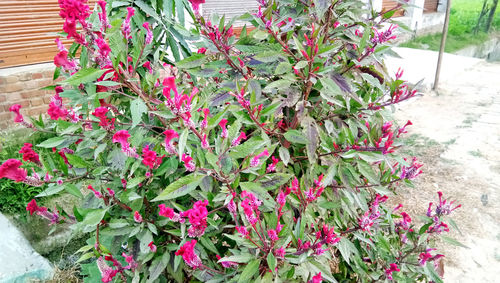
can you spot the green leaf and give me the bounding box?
[148,253,170,282]
[294,61,308,69]
[66,154,91,168]
[199,237,218,254]
[278,147,290,166]
[127,176,145,189]
[152,174,204,201]
[320,77,342,95]
[258,173,293,190]
[284,130,308,144]
[36,185,65,197]
[130,99,148,128]
[82,209,107,227]
[263,79,293,92]
[338,238,356,264]
[267,253,277,272]
[357,160,379,184]
[37,137,66,148]
[254,50,283,63]
[76,252,94,263]
[218,253,254,264]
[275,62,291,75]
[302,117,319,164]
[64,183,83,198]
[176,53,205,69]
[383,9,396,19]
[178,128,188,158]
[441,236,469,248]
[61,68,106,85]
[252,30,269,40]
[229,138,267,159]
[237,259,261,283]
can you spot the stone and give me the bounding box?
[0,213,53,282]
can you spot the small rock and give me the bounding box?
[480,194,488,206]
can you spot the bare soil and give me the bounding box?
[391,61,500,282]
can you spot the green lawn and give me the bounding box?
[400,0,500,52]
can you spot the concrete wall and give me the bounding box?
[0,63,55,130]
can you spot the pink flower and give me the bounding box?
[143,22,153,45]
[251,149,269,167]
[162,77,178,97]
[371,24,398,44]
[96,257,118,283]
[219,119,228,138]
[19,143,40,164]
[55,38,66,52]
[122,7,135,39]
[274,247,285,258]
[54,50,77,71]
[121,252,137,270]
[0,159,27,182]
[158,204,182,222]
[200,108,209,130]
[266,156,280,173]
[106,188,115,196]
[95,37,111,64]
[400,157,423,180]
[428,191,461,217]
[163,129,179,154]
[231,131,247,146]
[240,191,261,225]
[235,226,249,237]
[26,199,40,215]
[134,211,142,223]
[113,130,138,157]
[97,1,110,30]
[47,94,68,120]
[181,200,208,237]
[142,61,152,74]
[175,240,202,269]
[201,134,209,149]
[58,0,90,44]
[92,107,115,130]
[309,272,322,283]
[267,229,279,241]
[197,47,207,54]
[384,263,400,280]
[87,185,102,198]
[181,153,196,172]
[188,0,205,12]
[142,145,164,169]
[397,120,412,137]
[9,104,24,123]
[148,241,157,252]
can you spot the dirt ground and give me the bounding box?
[390,58,500,282]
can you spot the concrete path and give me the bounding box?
[0,213,53,283]
[386,48,500,282]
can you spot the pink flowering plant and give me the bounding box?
[3,0,464,282]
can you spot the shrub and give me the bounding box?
[0,131,54,214]
[2,0,461,282]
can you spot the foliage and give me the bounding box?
[0,131,53,214]
[2,0,462,282]
[106,0,196,62]
[401,0,500,52]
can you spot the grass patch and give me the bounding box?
[468,149,483,157]
[400,0,500,52]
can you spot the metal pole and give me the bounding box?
[433,0,453,91]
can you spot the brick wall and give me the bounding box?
[0,63,55,130]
